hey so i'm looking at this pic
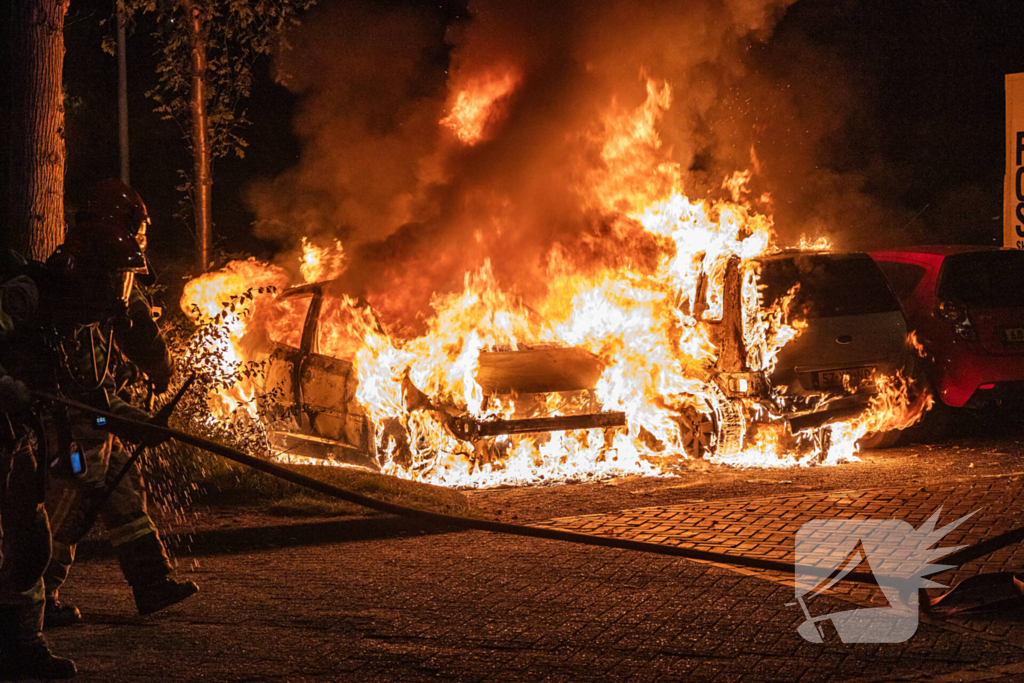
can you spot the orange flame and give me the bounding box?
[441,69,520,145]
[300,237,347,284]
[181,259,290,324]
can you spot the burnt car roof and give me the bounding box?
[279,281,323,297]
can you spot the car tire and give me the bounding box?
[857,429,902,450]
[901,401,951,444]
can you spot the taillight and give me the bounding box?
[936,300,978,341]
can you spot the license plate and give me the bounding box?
[815,367,875,390]
[1004,328,1024,343]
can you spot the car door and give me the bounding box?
[261,284,376,466]
[300,291,374,457]
[262,284,317,420]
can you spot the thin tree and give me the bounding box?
[117,0,130,184]
[6,0,70,260]
[116,0,314,275]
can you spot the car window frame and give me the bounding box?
[934,250,1024,307]
[755,252,902,320]
[271,283,322,354]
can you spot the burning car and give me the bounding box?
[243,249,916,474]
[755,251,916,448]
[253,279,628,469]
[251,278,644,470]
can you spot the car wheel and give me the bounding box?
[718,400,745,456]
[901,401,951,444]
[857,429,902,450]
[675,406,715,459]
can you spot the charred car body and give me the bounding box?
[255,251,914,469]
[756,252,915,447]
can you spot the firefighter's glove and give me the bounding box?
[0,375,30,414]
[110,405,170,448]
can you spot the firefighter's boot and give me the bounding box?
[114,526,197,616]
[0,604,77,680]
[132,578,200,616]
[43,542,84,629]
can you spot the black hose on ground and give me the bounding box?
[34,392,1021,586]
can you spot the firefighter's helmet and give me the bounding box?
[66,178,150,271]
[48,180,152,319]
[75,178,151,244]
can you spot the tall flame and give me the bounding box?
[300,237,347,284]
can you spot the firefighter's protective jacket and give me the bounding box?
[0,257,170,442]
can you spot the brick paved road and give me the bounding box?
[45,441,1024,682]
[537,476,1024,576]
[537,474,1024,653]
[48,528,1024,682]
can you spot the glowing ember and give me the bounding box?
[179,78,930,488]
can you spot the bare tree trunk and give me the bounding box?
[117,0,129,185]
[6,0,69,261]
[183,0,211,275]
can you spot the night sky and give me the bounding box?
[771,0,1024,245]
[55,0,1024,281]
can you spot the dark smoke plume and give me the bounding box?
[248,0,905,328]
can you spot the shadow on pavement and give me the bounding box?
[76,514,453,561]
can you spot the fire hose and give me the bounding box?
[73,375,198,538]
[32,391,1024,592]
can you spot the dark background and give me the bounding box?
[769,0,1024,247]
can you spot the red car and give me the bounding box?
[870,247,1024,421]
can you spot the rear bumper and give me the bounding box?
[786,393,874,434]
[962,381,1024,409]
[771,357,909,400]
[935,350,1024,407]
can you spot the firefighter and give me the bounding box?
[39,180,198,627]
[0,267,77,679]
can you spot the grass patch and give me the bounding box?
[156,443,476,519]
[268,493,361,517]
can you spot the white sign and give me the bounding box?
[1006,73,1024,249]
